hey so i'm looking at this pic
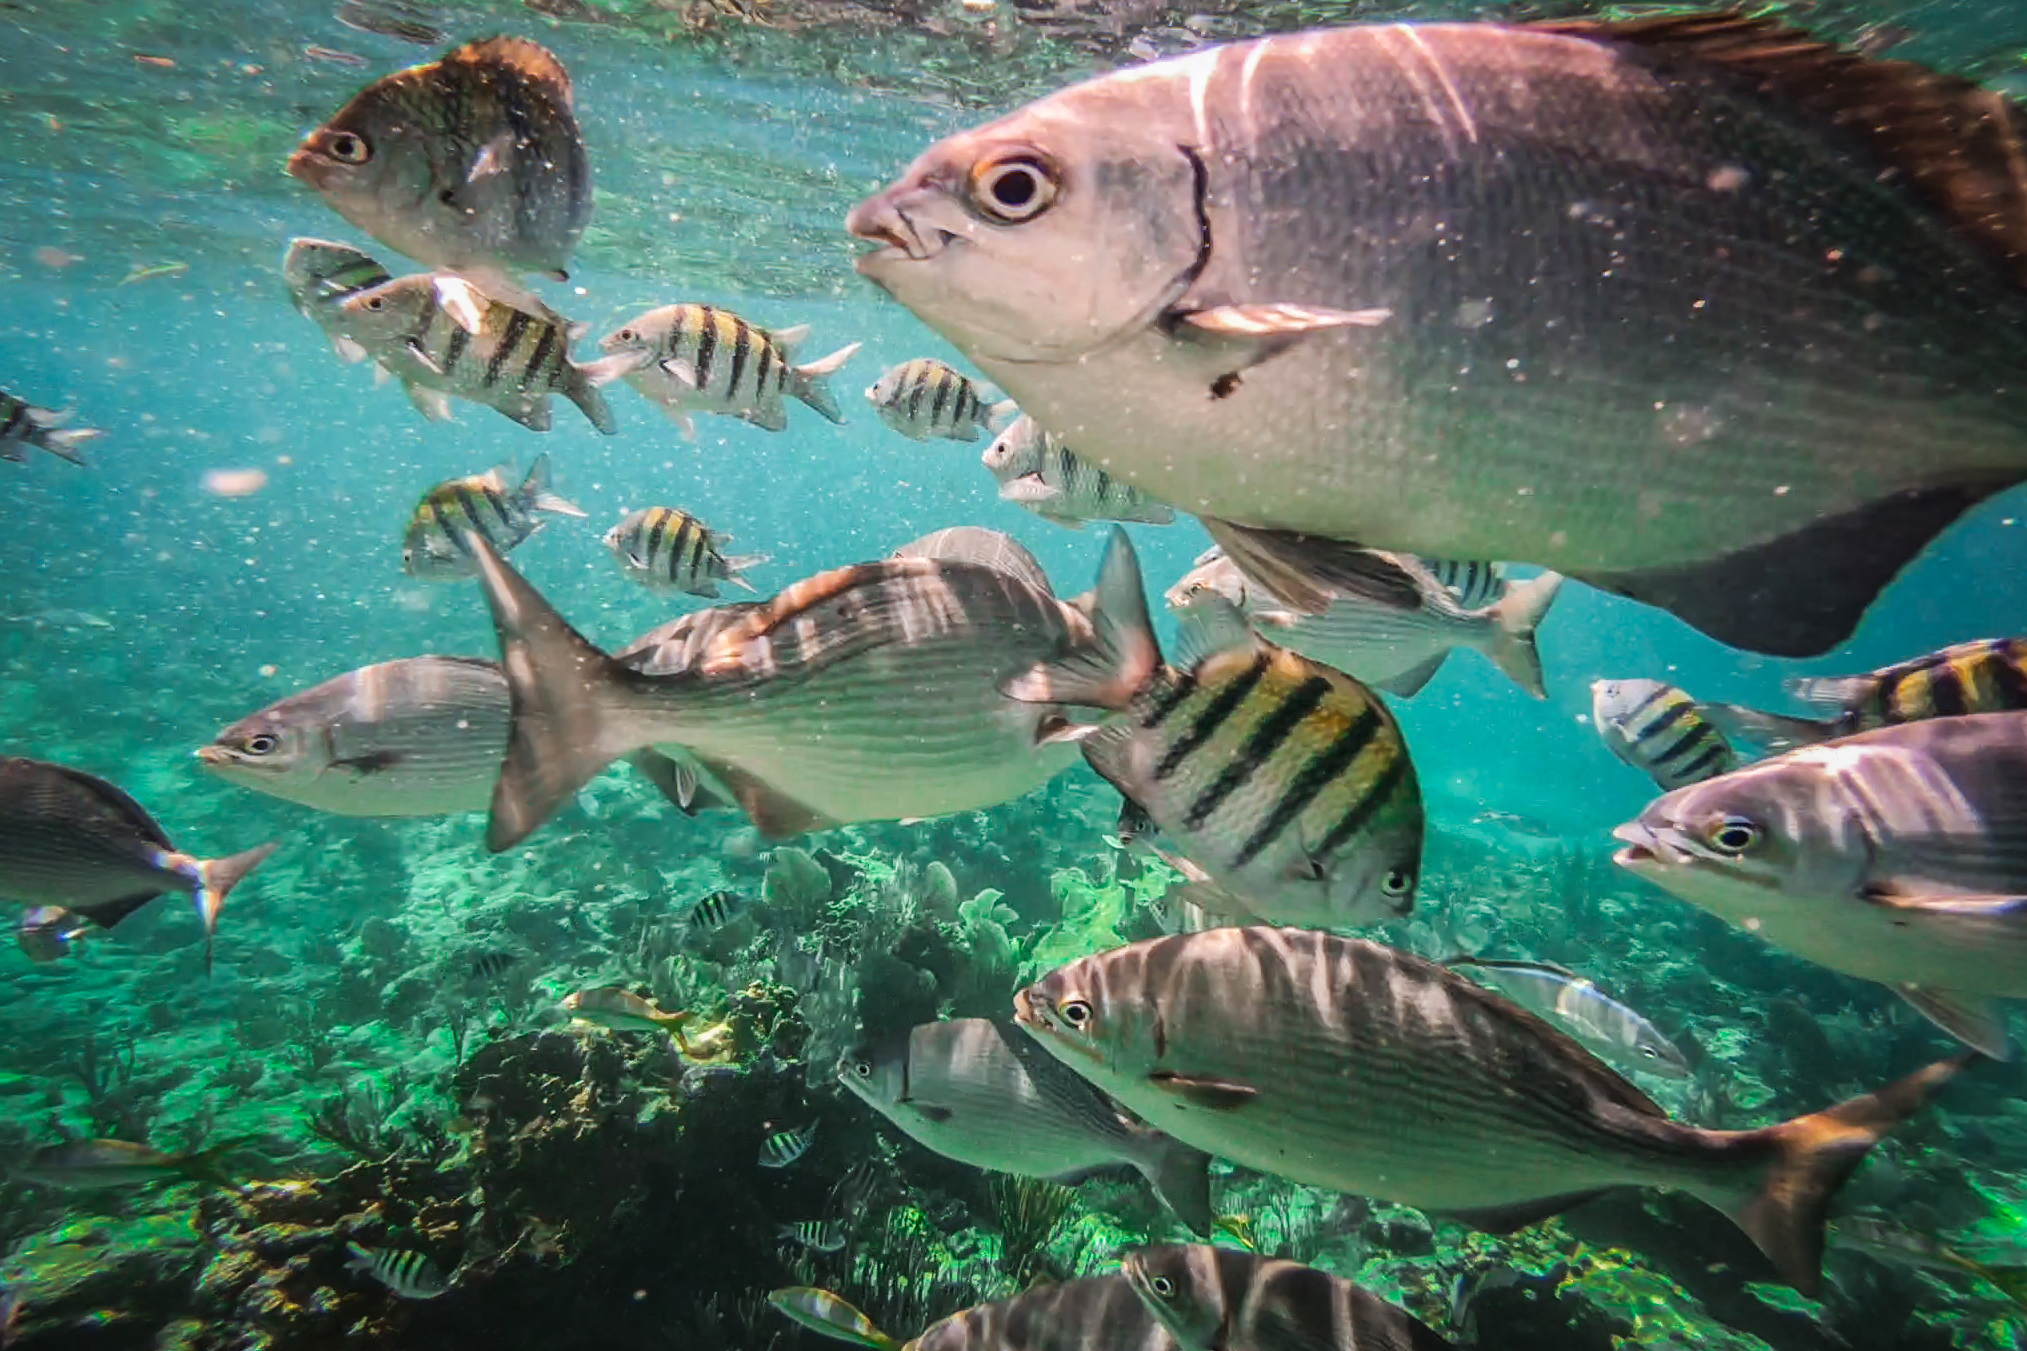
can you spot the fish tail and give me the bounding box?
[1719,1052,1972,1295]
[791,342,863,424]
[189,842,279,976]
[461,527,647,852]
[179,1134,259,1190]
[1698,702,1835,754]
[720,552,771,591]
[35,426,101,465]
[1001,527,1159,711]
[1784,674,1873,713]
[518,452,587,518]
[1474,571,1563,699]
[985,397,1020,432]
[560,369,618,435]
[1137,1136,1215,1237]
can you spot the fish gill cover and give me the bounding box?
[3,0,2027,1349]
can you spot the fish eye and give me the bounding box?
[1639,1045,1659,1059]
[1058,998,1093,1029]
[324,131,371,165]
[852,1059,872,1078]
[1707,816,1760,854]
[244,734,280,756]
[1381,869,1413,897]
[969,152,1059,224]
[1151,1275,1176,1299]
[618,328,636,342]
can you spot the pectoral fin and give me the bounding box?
[1445,1189,1610,1234]
[1177,303,1392,337]
[1201,519,1421,615]
[686,751,835,840]
[432,275,489,336]
[1378,652,1448,698]
[1894,984,2015,1060]
[402,381,456,423]
[1147,1070,1258,1110]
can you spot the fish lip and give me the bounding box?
[846,192,946,264]
[283,146,324,187]
[193,745,230,767]
[1610,820,1684,869]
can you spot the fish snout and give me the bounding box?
[193,744,232,768]
[845,191,943,265]
[1610,819,1684,870]
[283,145,327,188]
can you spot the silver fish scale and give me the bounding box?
[908,1276,1173,1351]
[292,659,508,814]
[615,560,1086,823]
[1069,928,1737,1209]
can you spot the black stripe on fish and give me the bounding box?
[1629,687,1687,732]
[487,310,529,387]
[694,307,719,392]
[1183,674,1332,831]
[643,509,670,574]
[522,320,557,392]
[929,368,953,430]
[1313,751,1409,859]
[1155,653,1270,782]
[1232,703,1381,867]
[669,514,697,584]
[1992,650,2027,707]
[1141,671,1200,731]
[441,322,469,377]
[907,366,930,422]
[1646,721,1715,767]
[1928,668,1968,716]
[726,318,751,405]
[0,400,26,443]
[1670,741,1729,782]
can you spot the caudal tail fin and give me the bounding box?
[519,452,588,518]
[191,842,279,975]
[1476,571,1563,699]
[720,552,771,592]
[1001,527,1161,711]
[1700,701,1838,754]
[1725,1053,1971,1295]
[791,342,862,424]
[561,372,619,435]
[179,1134,259,1191]
[461,528,644,852]
[36,426,101,465]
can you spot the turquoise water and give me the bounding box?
[5,1,2027,1348]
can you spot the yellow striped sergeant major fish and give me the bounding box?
[1705,639,2027,753]
[598,303,859,436]
[603,506,769,597]
[402,454,585,581]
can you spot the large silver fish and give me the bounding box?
[458,526,1125,848]
[286,37,590,296]
[836,1017,1213,1234]
[847,13,2027,658]
[907,1276,1174,1351]
[0,759,275,971]
[1613,711,2027,1059]
[1121,1245,1456,1351]
[1167,548,1561,698]
[1014,926,1965,1294]
[1007,538,1423,930]
[199,656,725,820]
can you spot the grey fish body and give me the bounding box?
[1614,711,2027,1057]
[983,416,1175,528]
[0,391,99,467]
[1122,1245,1456,1351]
[287,36,590,286]
[199,656,511,816]
[0,758,274,965]
[837,1017,1213,1234]
[1589,677,1738,790]
[337,274,627,432]
[850,15,2027,657]
[1166,549,1560,698]
[462,528,1121,849]
[906,1275,1174,1351]
[20,1136,245,1189]
[1015,927,1963,1294]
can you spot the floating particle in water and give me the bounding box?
[32,247,79,269]
[202,468,269,498]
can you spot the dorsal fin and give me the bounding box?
[1533,9,2027,288]
[449,36,574,110]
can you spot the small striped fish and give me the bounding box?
[981,416,1175,528]
[603,506,769,597]
[1442,956,1691,1080]
[402,454,585,581]
[1705,638,2027,753]
[777,1219,847,1253]
[866,358,1014,442]
[1166,547,1560,699]
[599,304,859,436]
[758,1119,818,1168]
[1017,928,1965,1297]
[686,889,750,932]
[1123,1244,1458,1351]
[468,950,518,979]
[337,273,632,432]
[1589,678,1736,791]
[345,1242,449,1299]
[767,1288,899,1351]
[1007,533,1423,930]
[0,391,98,467]
[280,237,392,365]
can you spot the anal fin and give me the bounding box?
[1378,652,1448,698]
[685,750,835,839]
[1444,1188,1611,1233]
[1894,983,2016,1060]
[1580,479,2019,657]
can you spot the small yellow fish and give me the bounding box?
[561,987,693,1051]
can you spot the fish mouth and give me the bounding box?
[1610,820,1687,871]
[283,146,325,187]
[845,193,950,265]
[193,745,234,768]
